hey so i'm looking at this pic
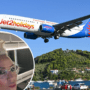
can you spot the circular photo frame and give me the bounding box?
[0,31,35,90]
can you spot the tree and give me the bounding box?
[33,76,37,81]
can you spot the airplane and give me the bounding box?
[0,14,90,43]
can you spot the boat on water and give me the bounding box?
[75,78,83,81]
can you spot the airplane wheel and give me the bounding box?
[44,39,49,43]
[54,35,59,39]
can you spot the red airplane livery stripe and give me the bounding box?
[87,27,90,29]
[87,22,90,37]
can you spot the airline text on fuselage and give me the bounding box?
[0,19,34,29]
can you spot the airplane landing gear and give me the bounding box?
[44,39,49,43]
[54,35,59,39]
[54,34,60,39]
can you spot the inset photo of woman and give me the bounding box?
[0,31,35,90]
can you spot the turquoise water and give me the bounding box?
[34,82,50,89]
[33,81,90,89]
[69,81,90,86]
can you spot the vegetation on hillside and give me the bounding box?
[33,48,90,81]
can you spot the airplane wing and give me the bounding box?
[53,15,90,32]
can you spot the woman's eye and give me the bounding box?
[11,67,15,72]
[0,70,6,75]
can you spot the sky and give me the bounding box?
[0,0,90,58]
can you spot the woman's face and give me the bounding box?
[0,55,17,90]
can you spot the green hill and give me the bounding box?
[33,48,90,81]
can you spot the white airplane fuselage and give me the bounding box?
[0,14,56,36]
[0,14,83,38]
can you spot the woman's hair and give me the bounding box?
[0,39,10,62]
[0,39,19,74]
[0,39,7,55]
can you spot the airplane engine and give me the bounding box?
[40,24,55,33]
[24,32,38,39]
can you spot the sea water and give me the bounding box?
[34,82,50,89]
[33,80,90,89]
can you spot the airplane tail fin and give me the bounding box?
[83,18,90,37]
